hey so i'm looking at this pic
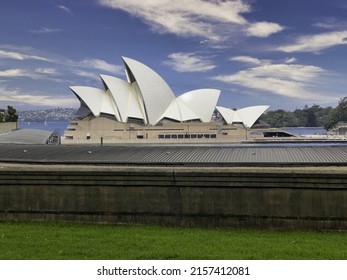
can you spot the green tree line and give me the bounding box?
[259,97,347,130]
[0,106,19,123]
[2,98,347,130]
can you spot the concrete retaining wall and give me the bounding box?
[0,122,17,134]
[0,164,346,230]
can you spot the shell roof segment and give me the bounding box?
[178,89,220,122]
[70,86,105,117]
[121,56,176,125]
[70,56,268,127]
[216,105,270,128]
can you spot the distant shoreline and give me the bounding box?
[18,108,76,123]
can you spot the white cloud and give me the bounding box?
[276,30,347,53]
[30,27,62,34]
[98,0,283,41]
[312,17,347,30]
[164,52,216,72]
[0,49,51,61]
[57,5,72,13]
[284,57,297,64]
[0,46,123,74]
[73,70,100,80]
[247,64,324,82]
[230,56,268,65]
[231,55,298,66]
[99,0,250,25]
[0,45,122,84]
[246,22,284,38]
[35,68,58,75]
[0,68,64,82]
[0,69,41,79]
[313,20,337,30]
[79,58,123,74]
[0,86,77,107]
[211,59,329,101]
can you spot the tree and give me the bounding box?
[304,104,319,127]
[5,105,18,122]
[324,97,347,130]
[260,109,300,127]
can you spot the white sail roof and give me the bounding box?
[70,56,268,127]
[215,106,237,124]
[122,56,176,125]
[178,89,220,122]
[70,86,105,117]
[216,105,269,128]
[100,74,130,122]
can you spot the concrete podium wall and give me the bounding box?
[0,122,17,133]
[0,164,346,230]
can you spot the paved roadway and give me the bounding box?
[0,143,347,166]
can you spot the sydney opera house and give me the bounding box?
[63,57,269,144]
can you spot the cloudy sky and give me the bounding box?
[1,0,347,111]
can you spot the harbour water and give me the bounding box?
[18,121,70,133]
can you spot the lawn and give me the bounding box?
[0,222,346,260]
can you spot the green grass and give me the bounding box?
[0,222,346,260]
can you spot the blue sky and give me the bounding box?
[1,0,347,111]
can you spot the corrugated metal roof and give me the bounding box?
[0,144,347,166]
[0,129,51,144]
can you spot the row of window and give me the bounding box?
[158,134,217,139]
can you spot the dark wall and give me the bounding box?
[0,165,346,230]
